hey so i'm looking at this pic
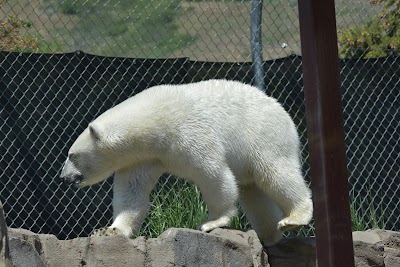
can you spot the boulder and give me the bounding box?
[266,236,316,267]
[146,228,268,267]
[6,226,400,267]
[8,228,146,267]
[353,229,400,267]
[9,238,46,267]
[7,228,266,267]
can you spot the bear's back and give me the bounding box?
[94,79,297,155]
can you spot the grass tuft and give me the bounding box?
[136,176,390,239]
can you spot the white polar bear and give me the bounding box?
[60,79,313,246]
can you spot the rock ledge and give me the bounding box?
[4,227,400,267]
[1,201,399,267]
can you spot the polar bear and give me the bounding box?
[60,79,313,246]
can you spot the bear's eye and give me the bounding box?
[68,153,77,161]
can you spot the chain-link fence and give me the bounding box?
[0,0,399,240]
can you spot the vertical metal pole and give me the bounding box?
[250,0,265,91]
[297,0,355,266]
[0,201,12,267]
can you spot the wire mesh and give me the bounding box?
[0,0,398,240]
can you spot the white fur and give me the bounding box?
[61,79,313,246]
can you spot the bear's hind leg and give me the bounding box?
[239,183,283,246]
[195,166,238,232]
[255,159,313,232]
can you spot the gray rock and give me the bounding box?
[9,238,46,267]
[353,229,400,267]
[353,230,382,244]
[146,228,263,267]
[8,228,147,267]
[85,236,146,267]
[266,236,316,267]
[0,201,12,267]
[353,240,384,267]
[210,228,268,267]
[376,230,400,267]
[8,227,266,267]
[6,226,400,267]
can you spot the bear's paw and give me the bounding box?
[91,227,124,237]
[197,215,232,232]
[277,217,305,232]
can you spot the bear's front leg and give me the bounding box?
[91,163,163,238]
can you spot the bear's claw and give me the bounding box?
[277,218,304,232]
[197,215,232,232]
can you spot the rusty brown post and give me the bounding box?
[297,0,355,266]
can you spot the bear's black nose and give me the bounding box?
[59,174,83,185]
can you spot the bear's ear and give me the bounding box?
[89,123,102,141]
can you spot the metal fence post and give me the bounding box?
[0,200,12,267]
[297,0,355,266]
[250,0,266,91]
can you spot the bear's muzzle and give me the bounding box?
[59,173,83,186]
[59,158,83,186]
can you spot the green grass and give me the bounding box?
[136,175,251,238]
[351,203,384,231]
[137,176,208,238]
[135,175,389,239]
[5,0,380,60]
[40,0,195,57]
[350,193,386,232]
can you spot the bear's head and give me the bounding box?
[60,123,118,187]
